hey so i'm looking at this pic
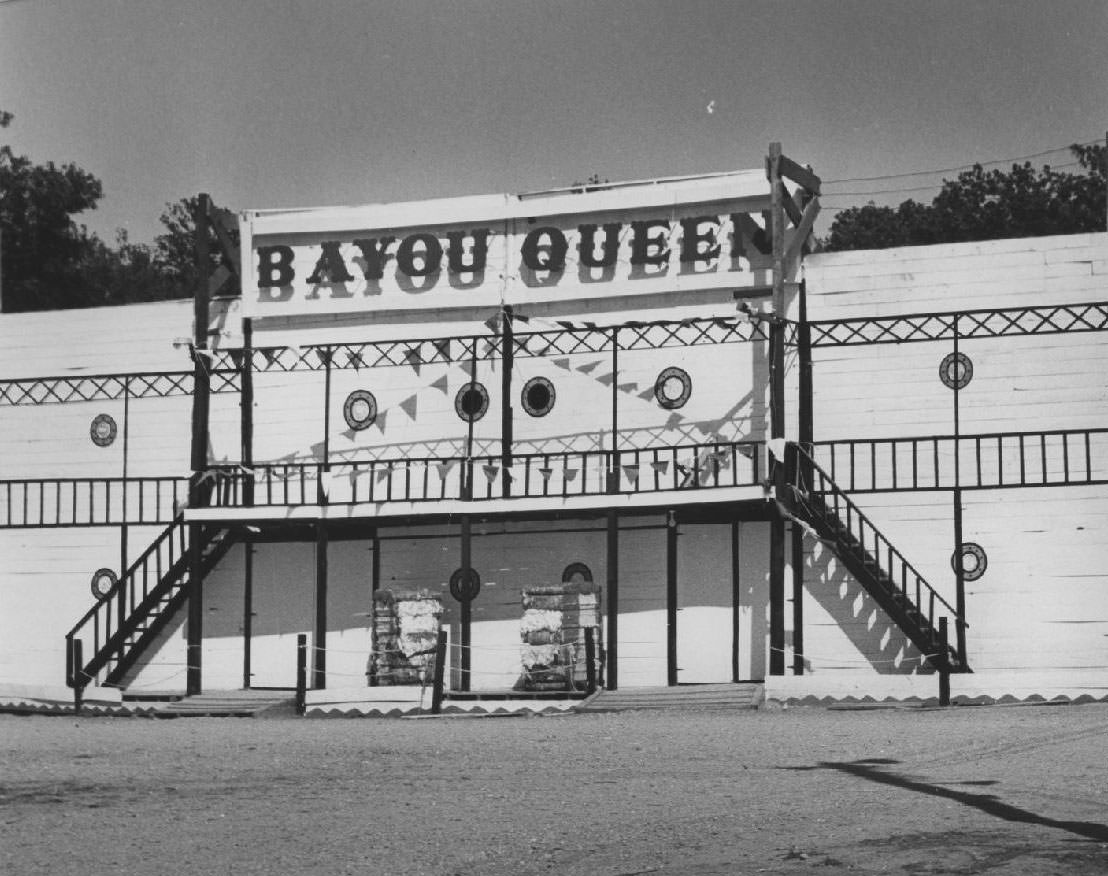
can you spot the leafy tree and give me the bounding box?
[823,144,1106,252]
[153,195,240,298]
[0,111,106,311]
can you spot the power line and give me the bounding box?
[822,138,1101,187]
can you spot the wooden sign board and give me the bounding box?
[241,171,780,319]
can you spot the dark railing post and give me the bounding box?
[430,628,447,715]
[584,626,597,695]
[938,617,951,707]
[295,633,307,716]
[70,639,84,714]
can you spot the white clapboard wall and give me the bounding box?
[798,232,1108,692]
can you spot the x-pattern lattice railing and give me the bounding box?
[0,371,237,407]
[810,301,1108,347]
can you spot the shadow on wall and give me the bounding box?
[804,536,930,675]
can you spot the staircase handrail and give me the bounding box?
[791,443,962,626]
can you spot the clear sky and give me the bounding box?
[1,0,1106,245]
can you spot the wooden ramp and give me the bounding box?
[576,683,763,713]
[154,690,295,718]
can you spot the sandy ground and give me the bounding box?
[1,702,1106,876]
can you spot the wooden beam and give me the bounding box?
[780,185,803,227]
[208,203,242,275]
[606,509,619,690]
[242,538,253,689]
[777,154,822,196]
[784,197,822,266]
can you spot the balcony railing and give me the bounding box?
[205,440,765,508]
[0,476,189,528]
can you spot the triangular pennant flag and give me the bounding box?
[767,437,787,460]
[513,312,530,324]
[482,339,497,358]
[552,358,571,370]
[347,350,364,370]
[483,313,502,334]
[650,460,669,475]
[665,412,684,430]
[348,468,360,487]
[261,348,279,367]
[583,321,599,331]
[502,465,515,484]
[228,349,245,369]
[399,394,419,420]
[556,320,577,331]
[637,387,656,401]
[375,409,388,433]
[319,469,333,496]
[309,440,325,459]
[618,382,639,394]
[482,463,500,483]
[403,346,422,375]
[375,465,392,483]
[538,466,554,482]
[436,461,455,481]
[564,467,579,482]
[432,338,451,361]
[576,360,601,375]
[622,463,640,484]
[341,428,356,441]
[288,344,302,360]
[429,374,449,394]
[595,372,615,386]
[316,348,332,367]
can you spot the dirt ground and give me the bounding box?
[1,702,1106,876]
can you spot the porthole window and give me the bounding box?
[343,390,378,431]
[561,562,593,585]
[90,567,118,599]
[454,382,489,422]
[89,414,118,447]
[939,352,973,390]
[521,376,556,418]
[951,542,987,581]
[449,567,481,602]
[654,366,692,410]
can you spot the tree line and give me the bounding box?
[1,109,1104,312]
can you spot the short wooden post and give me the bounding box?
[938,617,951,707]
[71,639,84,715]
[295,633,307,716]
[584,627,597,695]
[430,629,448,715]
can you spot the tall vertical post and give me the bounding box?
[608,327,620,493]
[186,193,212,698]
[460,516,472,692]
[242,537,253,689]
[952,315,967,664]
[731,519,741,682]
[767,144,787,676]
[938,617,951,706]
[295,634,307,715]
[605,509,619,689]
[318,347,332,505]
[119,377,130,637]
[501,306,514,498]
[314,522,328,689]
[241,318,254,507]
[666,511,678,686]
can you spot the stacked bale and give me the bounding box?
[367,589,443,685]
[518,582,602,691]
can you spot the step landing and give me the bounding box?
[576,682,763,713]
[153,689,296,718]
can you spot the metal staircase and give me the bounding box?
[787,444,967,673]
[65,517,236,690]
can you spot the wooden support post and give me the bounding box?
[460,515,472,692]
[938,617,951,707]
[585,626,597,695]
[295,633,307,716]
[430,628,447,714]
[605,509,619,690]
[242,537,253,689]
[318,347,332,505]
[314,523,328,689]
[767,143,788,677]
[731,519,741,683]
[70,639,84,712]
[186,523,203,696]
[952,316,967,664]
[501,306,514,498]
[608,327,620,493]
[791,520,805,676]
[241,318,254,507]
[666,511,678,687]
